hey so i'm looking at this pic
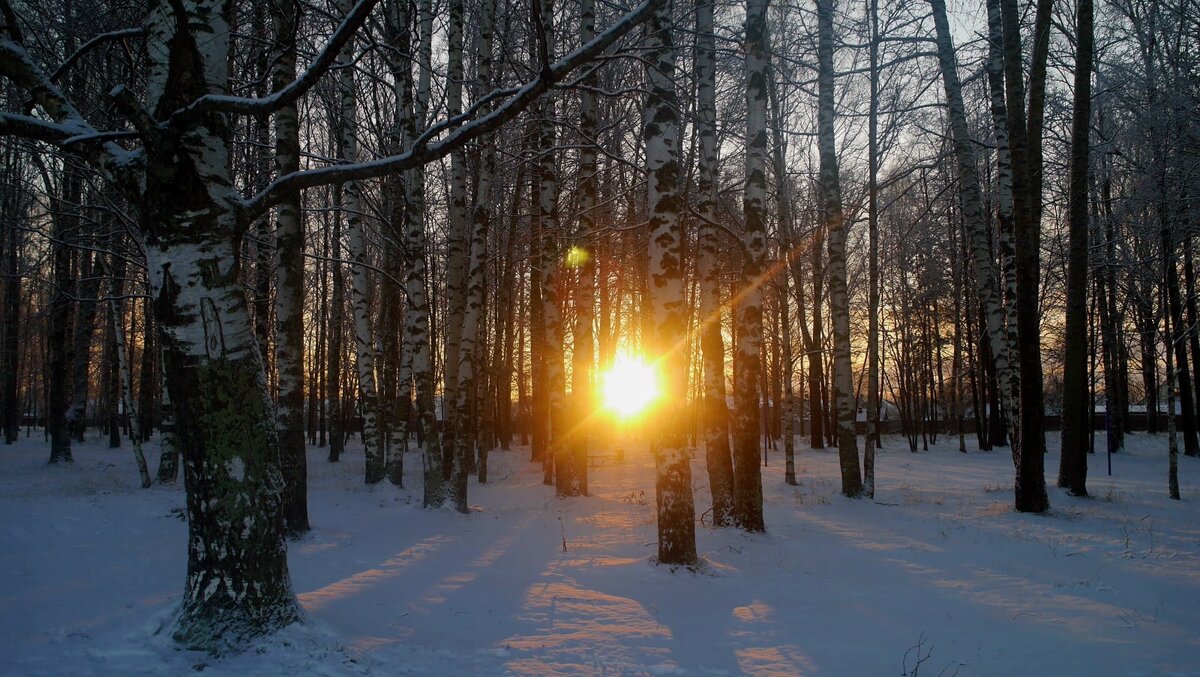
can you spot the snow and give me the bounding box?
[1,431,1198,675]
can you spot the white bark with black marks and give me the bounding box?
[695,0,734,524]
[817,0,862,497]
[734,0,768,530]
[643,1,697,565]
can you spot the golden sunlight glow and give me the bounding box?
[564,245,590,268]
[600,355,660,420]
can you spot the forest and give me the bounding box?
[0,0,1198,672]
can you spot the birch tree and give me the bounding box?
[696,0,735,525]
[441,0,471,509]
[534,0,571,496]
[106,272,151,488]
[643,0,697,565]
[817,0,862,497]
[396,0,446,506]
[272,0,308,534]
[928,0,1020,456]
[334,0,384,485]
[999,0,1050,513]
[983,0,1019,453]
[455,0,494,493]
[569,0,598,498]
[733,0,769,531]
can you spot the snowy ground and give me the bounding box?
[0,431,1197,676]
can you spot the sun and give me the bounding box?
[600,355,660,420]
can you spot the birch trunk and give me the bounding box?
[382,0,411,486]
[156,346,179,483]
[536,0,569,493]
[567,0,597,498]
[455,0,494,497]
[142,0,299,650]
[271,0,308,533]
[817,0,862,497]
[107,277,151,488]
[334,1,383,484]
[400,0,445,506]
[999,0,1049,513]
[542,115,569,496]
[930,0,1019,456]
[984,0,1019,452]
[733,0,768,531]
[695,0,734,524]
[643,1,697,565]
[440,0,472,509]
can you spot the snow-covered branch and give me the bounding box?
[0,111,88,142]
[170,0,381,119]
[0,32,133,178]
[240,0,665,225]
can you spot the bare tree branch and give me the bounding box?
[240,0,665,225]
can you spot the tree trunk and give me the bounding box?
[142,0,299,649]
[401,0,445,506]
[1057,0,1092,495]
[530,153,549,469]
[999,0,1049,512]
[534,1,569,494]
[1164,230,1180,499]
[334,2,383,484]
[156,346,180,483]
[696,0,734,525]
[107,276,151,488]
[781,280,797,485]
[138,294,158,441]
[818,0,862,498]
[438,0,472,509]
[106,268,123,448]
[1165,234,1199,455]
[1185,241,1200,423]
[984,0,1019,452]
[46,176,75,464]
[733,0,769,530]
[568,0,598,498]
[64,252,100,440]
[809,234,826,450]
[644,1,697,565]
[865,0,881,487]
[2,207,20,444]
[455,0,493,494]
[932,0,1020,463]
[272,0,308,533]
[327,188,347,459]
